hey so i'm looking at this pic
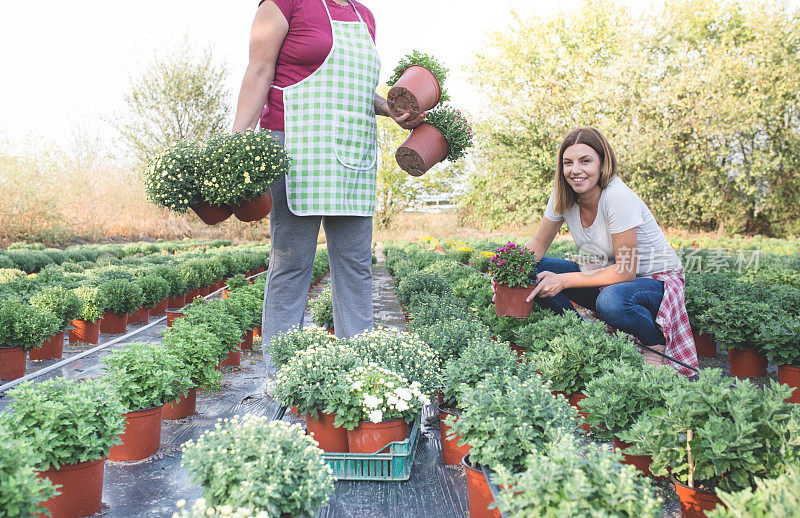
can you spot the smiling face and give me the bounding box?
[561,143,602,199]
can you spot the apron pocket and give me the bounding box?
[333,110,378,171]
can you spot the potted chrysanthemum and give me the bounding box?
[28,285,82,360]
[0,299,59,380]
[487,242,540,318]
[387,50,449,120]
[395,104,473,176]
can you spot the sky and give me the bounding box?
[0,0,678,154]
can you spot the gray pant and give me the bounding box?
[261,130,374,348]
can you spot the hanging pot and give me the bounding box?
[439,408,470,465]
[567,392,591,434]
[162,387,197,420]
[36,457,105,518]
[149,299,169,316]
[219,346,242,368]
[387,65,442,120]
[778,364,800,404]
[728,346,768,378]
[494,283,535,318]
[69,319,100,345]
[306,410,348,453]
[346,418,409,454]
[692,331,716,358]
[191,201,232,225]
[99,311,128,334]
[462,455,502,518]
[233,191,273,222]
[395,122,449,177]
[129,307,150,325]
[671,476,724,518]
[30,330,65,361]
[0,346,27,380]
[239,329,254,351]
[108,405,164,462]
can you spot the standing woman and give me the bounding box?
[232,0,422,345]
[512,127,698,377]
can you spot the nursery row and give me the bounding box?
[0,238,235,274]
[380,239,800,517]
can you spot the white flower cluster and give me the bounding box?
[173,498,268,518]
[348,363,430,424]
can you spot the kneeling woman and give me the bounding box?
[523,126,697,377]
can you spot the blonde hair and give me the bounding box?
[552,127,617,215]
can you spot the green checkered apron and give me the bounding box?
[273,0,380,216]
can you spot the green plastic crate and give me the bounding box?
[322,416,420,481]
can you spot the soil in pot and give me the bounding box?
[494,283,535,319]
[439,408,470,465]
[728,347,768,378]
[672,476,724,518]
[612,436,661,478]
[567,392,591,434]
[69,319,100,345]
[0,346,26,380]
[165,309,185,328]
[306,410,348,453]
[778,364,800,404]
[129,307,150,325]
[233,191,273,222]
[240,329,254,351]
[346,418,409,454]
[37,457,105,518]
[191,201,232,225]
[99,311,128,334]
[692,331,716,358]
[149,299,169,316]
[395,122,449,177]
[30,330,65,361]
[108,405,164,462]
[462,455,502,518]
[162,387,197,420]
[219,347,242,368]
[387,65,442,120]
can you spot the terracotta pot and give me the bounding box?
[240,329,254,351]
[199,286,211,297]
[166,294,185,309]
[191,201,232,225]
[149,299,169,316]
[692,331,716,358]
[99,311,127,334]
[129,307,150,325]
[462,455,502,518]
[728,347,768,378]
[613,436,660,478]
[326,327,335,335]
[233,191,273,222]
[254,326,262,339]
[108,405,164,462]
[387,65,442,120]
[567,392,591,434]
[440,408,470,465]
[778,364,800,404]
[221,289,230,300]
[395,122,449,177]
[219,347,242,367]
[69,319,100,345]
[0,346,26,380]
[494,283,535,318]
[37,457,105,518]
[672,476,724,518]
[165,309,185,328]
[185,289,200,302]
[30,330,65,361]
[290,405,299,415]
[162,387,197,420]
[346,418,409,454]
[306,410,348,453]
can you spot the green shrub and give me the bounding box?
[513,311,584,353]
[0,268,26,283]
[2,378,126,469]
[135,275,170,309]
[755,310,800,366]
[29,286,83,329]
[162,322,223,390]
[226,273,248,291]
[708,466,800,518]
[152,265,185,297]
[448,372,576,472]
[71,286,104,323]
[0,422,57,517]
[421,260,471,284]
[309,287,333,331]
[407,293,471,326]
[395,271,451,308]
[697,296,773,351]
[61,262,84,273]
[99,279,144,314]
[182,299,243,354]
[494,436,662,517]
[0,255,14,269]
[451,273,493,308]
[411,318,492,364]
[181,417,334,517]
[477,304,550,344]
[0,299,60,350]
[269,327,335,368]
[103,342,191,411]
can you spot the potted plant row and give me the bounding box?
[395,104,474,176]
[144,130,289,225]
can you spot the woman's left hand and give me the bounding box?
[390,109,426,130]
[526,271,568,302]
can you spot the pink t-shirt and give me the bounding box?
[257,0,377,131]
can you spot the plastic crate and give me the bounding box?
[322,416,420,481]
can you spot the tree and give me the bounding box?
[114,40,231,164]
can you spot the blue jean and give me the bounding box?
[534,257,666,346]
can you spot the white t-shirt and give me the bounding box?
[544,176,681,276]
